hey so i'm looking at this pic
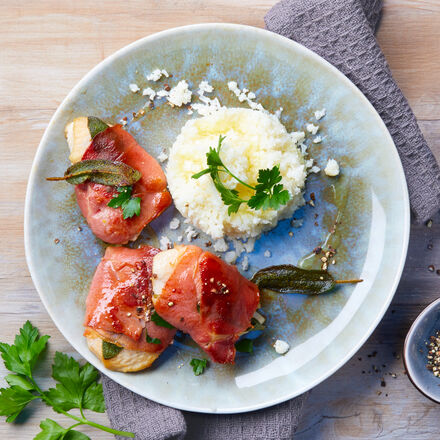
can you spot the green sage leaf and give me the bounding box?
[102,341,123,360]
[87,116,109,139]
[47,159,142,187]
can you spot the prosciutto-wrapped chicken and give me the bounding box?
[84,245,176,372]
[65,118,171,244]
[152,245,260,363]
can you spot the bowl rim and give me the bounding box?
[403,297,440,404]
[24,22,410,413]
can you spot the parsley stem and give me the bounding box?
[59,409,135,438]
[218,165,256,191]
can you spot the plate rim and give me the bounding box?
[24,22,410,414]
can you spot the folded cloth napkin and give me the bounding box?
[102,1,440,439]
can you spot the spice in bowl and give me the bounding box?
[426,330,440,376]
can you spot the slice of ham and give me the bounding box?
[152,245,260,363]
[76,125,171,244]
[84,246,175,355]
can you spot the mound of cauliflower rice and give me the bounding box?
[166,107,307,239]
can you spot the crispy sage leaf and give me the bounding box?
[251,265,362,295]
[102,341,123,360]
[47,159,142,186]
[88,116,109,139]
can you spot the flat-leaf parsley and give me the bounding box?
[192,135,291,215]
[107,185,141,219]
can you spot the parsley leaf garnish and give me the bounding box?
[190,358,208,376]
[0,321,134,438]
[107,185,141,219]
[146,333,161,345]
[235,339,254,353]
[151,312,175,329]
[192,135,291,215]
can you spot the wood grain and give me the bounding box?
[0,1,439,438]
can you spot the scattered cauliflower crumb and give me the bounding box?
[142,87,156,100]
[227,80,267,112]
[324,159,340,177]
[290,131,306,145]
[185,226,198,241]
[192,95,223,116]
[306,123,319,135]
[310,165,321,174]
[157,89,169,98]
[177,235,183,242]
[169,218,180,230]
[244,238,256,254]
[313,136,322,144]
[129,83,140,93]
[159,236,172,250]
[314,108,326,120]
[167,80,192,107]
[225,251,237,264]
[274,107,283,119]
[264,250,271,258]
[157,152,168,163]
[274,339,290,355]
[213,238,229,253]
[241,255,249,271]
[198,80,213,95]
[147,69,168,81]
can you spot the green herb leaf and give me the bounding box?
[107,186,141,219]
[192,135,291,215]
[34,418,66,440]
[102,341,123,360]
[87,116,109,139]
[0,321,49,377]
[64,430,91,440]
[46,159,142,187]
[146,333,161,345]
[190,358,208,376]
[5,374,34,390]
[0,386,39,422]
[44,352,104,413]
[235,339,254,353]
[151,312,175,329]
[251,264,362,295]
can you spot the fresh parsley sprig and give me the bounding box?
[107,185,141,219]
[190,358,208,376]
[192,135,291,215]
[0,321,134,439]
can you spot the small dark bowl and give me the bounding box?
[404,298,440,403]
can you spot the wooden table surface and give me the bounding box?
[1,1,440,438]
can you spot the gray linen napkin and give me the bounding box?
[102,1,440,439]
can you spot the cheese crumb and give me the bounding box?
[169,218,180,230]
[274,339,290,355]
[241,255,249,271]
[185,226,198,241]
[129,83,140,93]
[167,80,192,107]
[314,109,326,120]
[198,80,213,95]
[147,69,164,81]
[264,250,271,258]
[142,87,156,100]
[290,131,305,145]
[159,236,172,250]
[306,123,319,135]
[157,152,168,163]
[213,238,228,253]
[225,251,237,264]
[324,159,340,177]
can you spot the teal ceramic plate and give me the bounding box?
[25,24,410,413]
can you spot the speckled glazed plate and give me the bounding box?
[25,24,410,413]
